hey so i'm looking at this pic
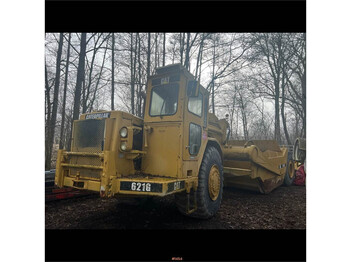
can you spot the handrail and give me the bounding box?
[64,151,104,157]
[61,163,103,170]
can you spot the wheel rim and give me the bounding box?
[208,164,220,201]
[288,160,295,179]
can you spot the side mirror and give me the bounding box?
[187,80,199,97]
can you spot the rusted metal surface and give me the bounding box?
[258,177,284,194]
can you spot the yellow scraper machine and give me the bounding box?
[55,64,293,218]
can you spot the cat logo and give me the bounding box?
[161,77,169,84]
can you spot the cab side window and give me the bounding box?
[188,92,203,117]
[189,123,201,155]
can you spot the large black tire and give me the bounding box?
[284,151,295,186]
[176,146,224,219]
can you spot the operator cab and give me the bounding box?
[142,64,209,179]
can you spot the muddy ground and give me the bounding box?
[45,185,305,229]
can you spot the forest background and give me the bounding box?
[45,32,306,169]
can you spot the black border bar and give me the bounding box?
[45,1,306,32]
[46,229,306,261]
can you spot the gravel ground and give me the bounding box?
[45,185,306,229]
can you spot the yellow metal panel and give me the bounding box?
[222,142,288,193]
[222,145,288,177]
[55,149,65,187]
[223,167,252,177]
[141,122,182,178]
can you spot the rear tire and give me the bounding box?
[176,146,223,219]
[284,152,295,186]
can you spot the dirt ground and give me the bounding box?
[45,185,306,229]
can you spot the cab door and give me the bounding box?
[183,81,204,161]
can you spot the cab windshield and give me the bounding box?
[149,83,179,116]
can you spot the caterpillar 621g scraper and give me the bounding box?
[55,64,293,218]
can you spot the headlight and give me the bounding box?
[120,141,127,151]
[120,127,128,138]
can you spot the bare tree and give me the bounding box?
[82,33,109,113]
[68,33,87,150]
[285,33,306,138]
[206,34,250,115]
[210,34,218,114]
[88,40,108,112]
[180,33,185,65]
[111,33,115,110]
[137,33,143,117]
[195,33,209,81]
[163,33,166,66]
[46,33,63,169]
[45,63,52,168]
[238,90,249,140]
[147,33,151,77]
[130,33,135,114]
[59,33,71,149]
[249,33,295,143]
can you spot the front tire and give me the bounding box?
[176,146,224,219]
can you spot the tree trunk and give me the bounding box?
[294,109,300,140]
[64,107,73,150]
[111,33,115,110]
[69,32,87,151]
[89,41,108,112]
[46,32,64,169]
[184,33,190,70]
[82,71,86,113]
[211,36,216,114]
[137,33,142,117]
[83,41,97,113]
[281,83,291,145]
[195,33,205,80]
[132,34,137,114]
[155,33,159,69]
[147,33,151,77]
[198,37,204,83]
[45,64,51,169]
[180,33,185,65]
[130,33,135,114]
[239,92,249,140]
[274,86,281,143]
[163,33,166,67]
[301,68,306,138]
[59,33,71,149]
[280,50,292,145]
[299,33,306,138]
